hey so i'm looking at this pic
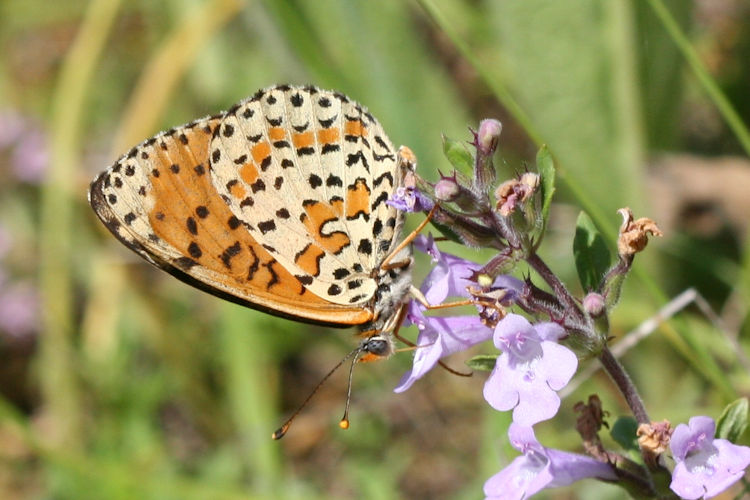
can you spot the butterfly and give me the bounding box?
[89,85,416,364]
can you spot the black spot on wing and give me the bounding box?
[220,241,242,268]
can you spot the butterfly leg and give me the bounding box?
[379,204,438,270]
[409,285,473,310]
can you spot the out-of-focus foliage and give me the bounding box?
[1,0,750,498]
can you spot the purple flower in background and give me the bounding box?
[394,236,523,392]
[484,424,616,500]
[669,416,750,499]
[0,110,25,149]
[0,109,48,184]
[0,281,39,339]
[11,127,48,183]
[483,314,577,426]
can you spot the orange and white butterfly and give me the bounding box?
[89,85,416,361]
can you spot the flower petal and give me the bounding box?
[394,313,491,393]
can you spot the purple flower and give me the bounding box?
[0,109,49,184]
[414,235,479,304]
[483,314,577,426]
[669,416,750,499]
[386,185,433,213]
[394,236,523,392]
[0,281,39,339]
[394,301,491,392]
[484,424,617,500]
[12,127,48,183]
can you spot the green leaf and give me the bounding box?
[537,145,555,224]
[429,220,463,244]
[716,398,749,442]
[610,416,640,452]
[442,134,474,176]
[466,354,497,372]
[573,211,611,292]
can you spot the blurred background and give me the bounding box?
[2,0,750,498]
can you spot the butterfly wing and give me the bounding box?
[209,85,408,309]
[89,113,373,327]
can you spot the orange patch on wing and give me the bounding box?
[269,127,286,142]
[301,201,350,254]
[99,113,374,327]
[229,182,246,200]
[345,119,367,137]
[346,179,371,219]
[240,162,259,185]
[293,131,314,149]
[251,142,271,165]
[144,127,317,301]
[294,244,325,277]
[317,128,339,145]
[330,198,344,218]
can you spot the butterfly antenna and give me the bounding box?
[339,345,363,430]
[272,345,362,440]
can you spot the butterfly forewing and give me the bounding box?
[210,86,403,307]
[89,105,377,327]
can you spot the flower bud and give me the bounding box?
[472,119,502,195]
[434,177,461,202]
[477,119,502,155]
[583,292,606,318]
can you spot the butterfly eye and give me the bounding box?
[363,336,391,357]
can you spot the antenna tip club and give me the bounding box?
[339,419,350,430]
[272,424,289,440]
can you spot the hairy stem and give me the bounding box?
[526,253,581,318]
[599,346,650,424]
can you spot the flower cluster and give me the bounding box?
[389,117,750,499]
[0,110,44,340]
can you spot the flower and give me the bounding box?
[484,424,617,500]
[0,109,49,184]
[386,185,433,213]
[669,416,750,499]
[394,301,491,392]
[494,174,538,217]
[394,235,522,392]
[0,281,39,339]
[483,314,577,426]
[616,207,662,256]
[12,127,48,183]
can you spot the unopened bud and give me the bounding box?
[434,177,461,202]
[472,119,502,194]
[477,119,502,155]
[583,292,606,317]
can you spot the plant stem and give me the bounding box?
[599,346,650,424]
[526,253,581,316]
